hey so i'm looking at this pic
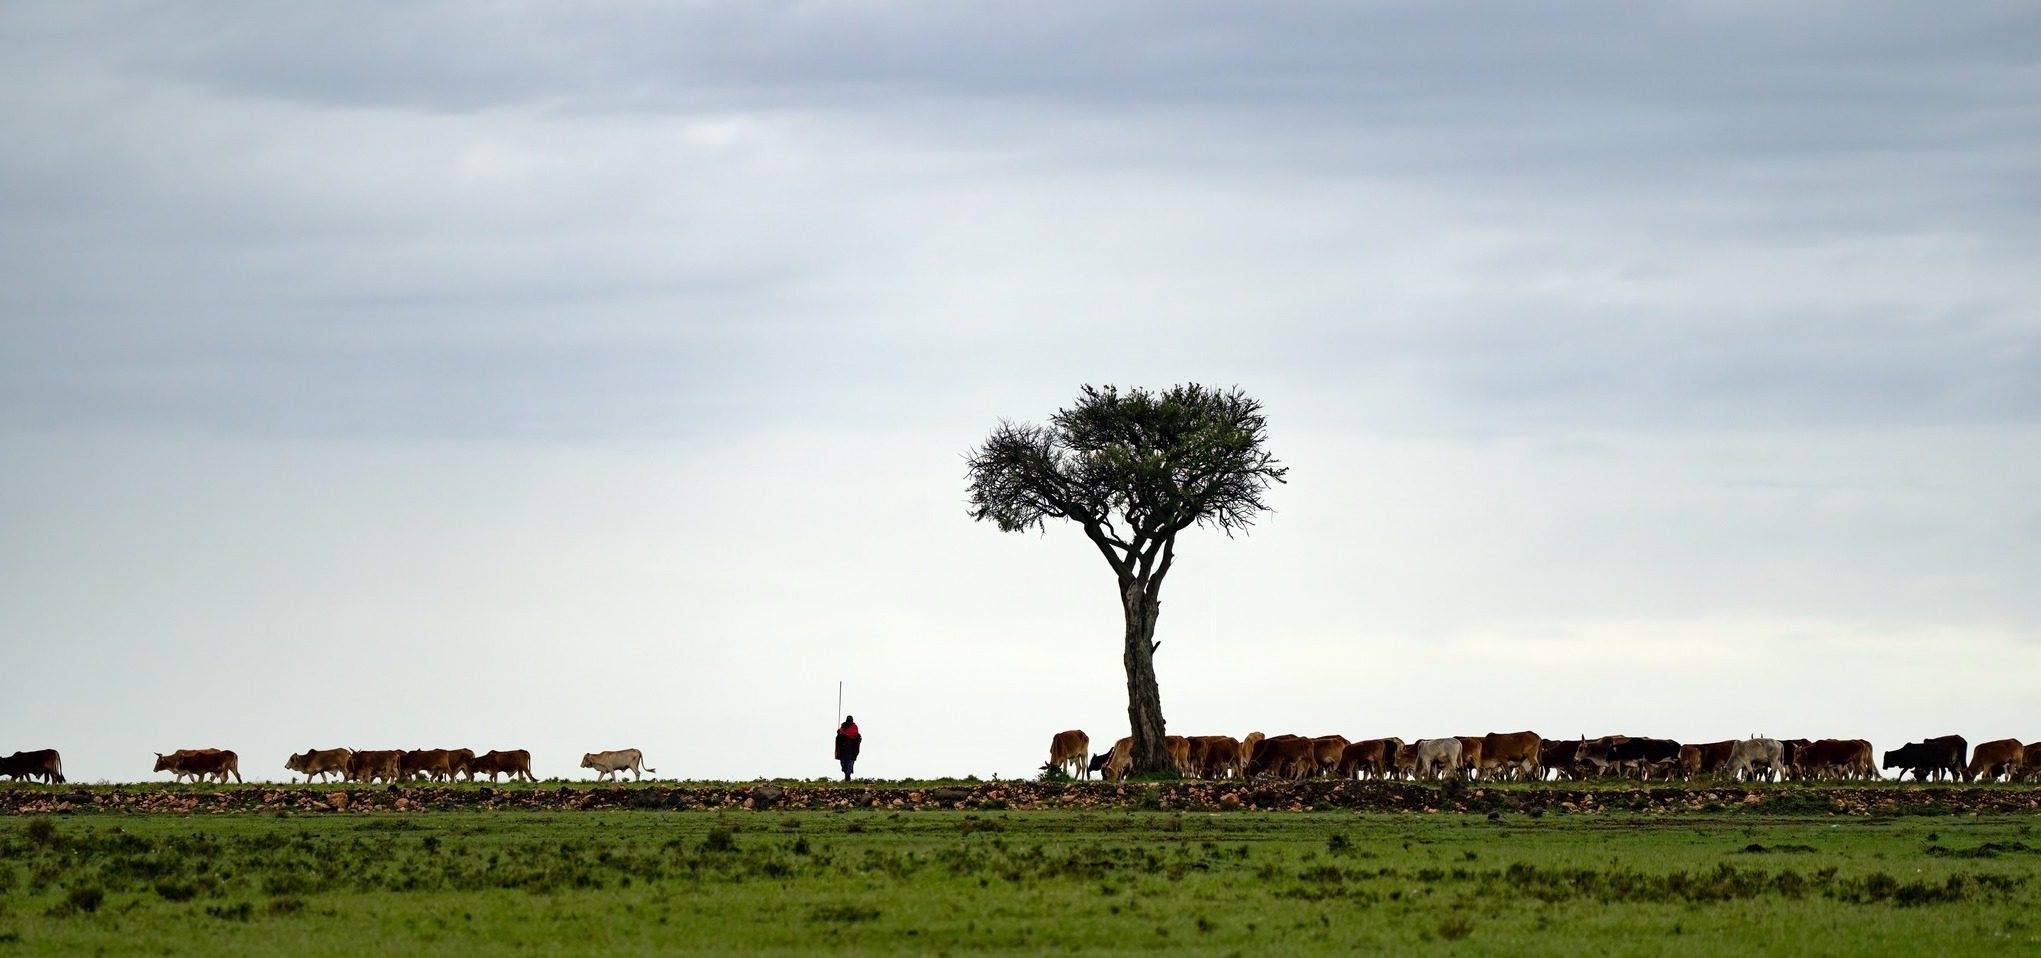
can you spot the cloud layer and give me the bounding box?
[2,3,2037,781]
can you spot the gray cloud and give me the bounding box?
[4,3,2036,441]
[2,3,2039,781]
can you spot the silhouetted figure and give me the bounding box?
[835,716,862,782]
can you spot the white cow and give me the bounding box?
[1723,738,1784,782]
[581,748,656,781]
[1414,738,1463,780]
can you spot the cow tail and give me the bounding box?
[54,755,65,784]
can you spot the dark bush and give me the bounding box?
[205,902,254,922]
[65,886,103,914]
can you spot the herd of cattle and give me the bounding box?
[0,747,659,785]
[7,734,2041,788]
[1047,731,2041,784]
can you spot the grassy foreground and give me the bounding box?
[2,806,2038,956]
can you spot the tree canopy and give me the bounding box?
[966,383,1286,774]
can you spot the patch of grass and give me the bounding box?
[808,904,880,922]
[700,826,736,853]
[0,807,2035,954]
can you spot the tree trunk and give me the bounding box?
[1120,577,1171,774]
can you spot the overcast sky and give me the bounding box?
[3,3,2037,784]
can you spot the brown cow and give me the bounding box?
[285,748,352,783]
[156,748,239,784]
[0,749,63,784]
[1677,744,1704,780]
[1965,739,2026,782]
[1797,740,1831,779]
[347,749,404,783]
[153,747,212,783]
[1394,740,1423,779]
[1681,740,1736,779]
[1100,737,1133,782]
[1480,732,1542,781]
[1338,738,1399,780]
[1791,739,1874,781]
[1163,736,1192,776]
[2022,743,2041,783]
[154,748,223,783]
[1453,737,1486,779]
[1232,731,1265,768]
[1046,730,1090,780]
[467,749,535,782]
[400,749,456,781]
[1191,736,1243,778]
[1310,736,1350,778]
[1246,736,1315,780]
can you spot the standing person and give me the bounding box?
[834,716,862,782]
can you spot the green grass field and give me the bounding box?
[3,803,2038,956]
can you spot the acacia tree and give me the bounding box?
[965,384,1286,775]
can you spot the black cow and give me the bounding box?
[0,749,64,784]
[1882,736,1967,782]
[1607,738,1683,779]
[1778,739,1814,780]
[1087,752,1112,776]
[1538,740,1581,780]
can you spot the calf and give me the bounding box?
[1677,744,1704,780]
[285,748,352,783]
[1045,730,1090,780]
